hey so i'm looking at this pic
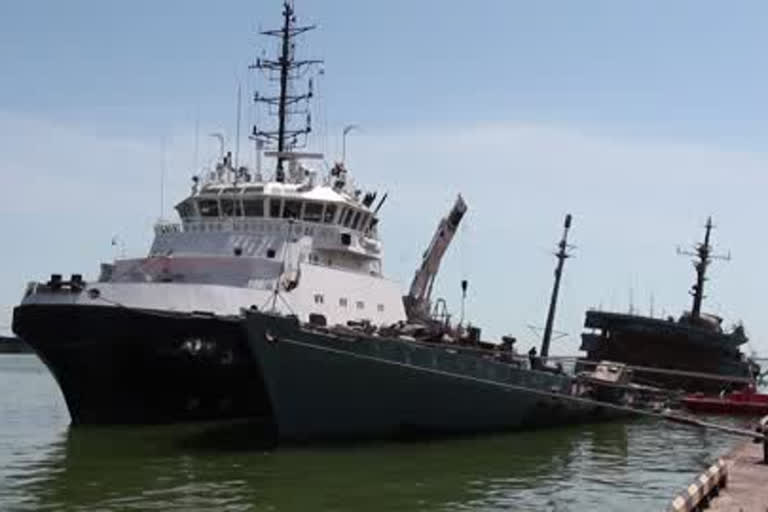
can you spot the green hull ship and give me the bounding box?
[244,311,625,441]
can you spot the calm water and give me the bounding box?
[0,356,748,511]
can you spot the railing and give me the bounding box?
[154,222,182,235]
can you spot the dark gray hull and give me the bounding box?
[245,312,622,441]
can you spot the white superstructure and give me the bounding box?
[24,151,405,327]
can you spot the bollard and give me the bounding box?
[764,434,768,464]
[757,415,768,464]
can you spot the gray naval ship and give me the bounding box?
[243,203,629,441]
[244,312,626,441]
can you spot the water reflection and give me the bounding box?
[0,356,747,511]
[9,420,639,511]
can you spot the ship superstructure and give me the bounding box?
[13,2,405,424]
[579,218,758,392]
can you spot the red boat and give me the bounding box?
[682,387,768,415]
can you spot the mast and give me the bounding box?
[540,214,573,359]
[678,217,730,322]
[251,1,323,183]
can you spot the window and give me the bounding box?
[176,201,195,220]
[303,202,323,222]
[359,214,370,232]
[377,304,385,312]
[269,198,282,218]
[351,210,362,230]
[343,208,355,227]
[324,204,337,224]
[339,298,348,307]
[314,294,324,305]
[243,199,264,217]
[221,199,241,217]
[356,301,365,310]
[199,199,219,217]
[283,200,301,219]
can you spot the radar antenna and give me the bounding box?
[677,217,731,322]
[250,1,323,183]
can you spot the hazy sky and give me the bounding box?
[2,1,768,356]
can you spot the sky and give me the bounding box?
[2,1,768,356]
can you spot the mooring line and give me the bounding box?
[270,336,761,440]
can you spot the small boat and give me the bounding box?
[681,387,768,416]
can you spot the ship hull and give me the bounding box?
[580,311,757,393]
[13,304,271,425]
[245,312,621,441]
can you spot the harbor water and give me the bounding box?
[0,355,747,511]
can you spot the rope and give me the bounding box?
[568,358,754,385]
[275,334,762,440]
[413,347,753,386]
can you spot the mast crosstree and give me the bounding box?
[250,1,323,183]
[678,217,731,323]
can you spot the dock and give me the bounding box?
[708,440,768,511]
[669,435,768,512]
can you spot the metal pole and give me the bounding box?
[235,83,242,168]
[342,124,359,163]
[541,214,572,359]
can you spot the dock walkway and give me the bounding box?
[709,440,768,512]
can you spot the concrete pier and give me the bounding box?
[708,440,768,511]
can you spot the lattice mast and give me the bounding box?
[251,1,323,182]
[678,217,730,322]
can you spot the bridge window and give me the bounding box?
[176,201,195,220]
[283,200,301,220]
[377,304,385,312]
[356,301,365,310]
[314,294,324,305]
[351,210,362,230]
[199,199,219,217]
[303,202,323,223]
[324,204,337,224]
[342,208,355,227]
[339,298,348,307]
[243,199,264,217]
[358,214,370,232]
[269,198,282,218]
[221,199,242,217]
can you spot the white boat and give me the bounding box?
[13,2,407,425]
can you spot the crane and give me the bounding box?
[404,195,468,324]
